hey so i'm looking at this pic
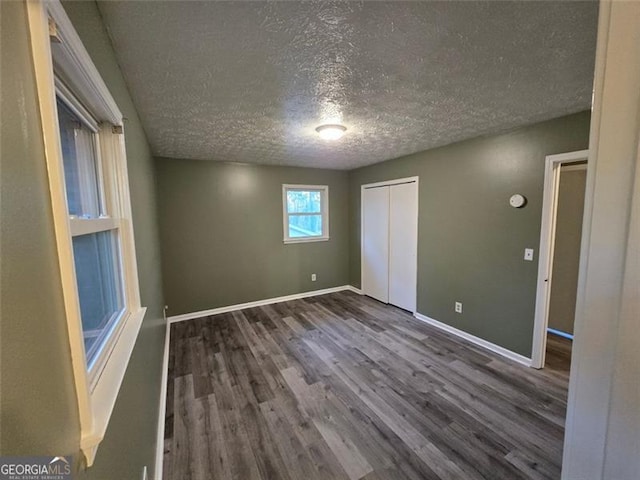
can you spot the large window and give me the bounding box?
[57,96,126,373]
[28,0,146,465]
[283,185,329,243]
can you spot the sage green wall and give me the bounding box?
[1,1,166,479]
[1,1,80,457]
[349,112,591,357]
[156,158,350,316]
[548,166,587,335]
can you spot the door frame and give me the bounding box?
[531,150,589,369]
[361,176,419,311]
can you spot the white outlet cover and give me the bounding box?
[455,302,463,313]
[524,248,535,261]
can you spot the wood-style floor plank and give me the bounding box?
[164,291,570,480]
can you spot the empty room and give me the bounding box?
[1,1,638,480]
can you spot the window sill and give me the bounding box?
[284,236,330,244]
[80,307,146,466]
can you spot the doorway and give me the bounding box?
[361,177,418,312]
[531,150,589,369]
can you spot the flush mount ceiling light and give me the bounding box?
[316,124,347,140]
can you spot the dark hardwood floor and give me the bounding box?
[545,333,572,375]
[164,291,569,480]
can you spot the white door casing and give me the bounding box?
[531,150,589,369]
[562,1,640,477]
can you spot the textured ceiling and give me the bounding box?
[98,1,598,170]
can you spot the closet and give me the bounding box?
[361,178,418,312]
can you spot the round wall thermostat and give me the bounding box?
[509,194,526,208]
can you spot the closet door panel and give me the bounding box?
[389,182,418,312]
[362,186,390,303]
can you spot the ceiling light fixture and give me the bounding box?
[316,124,347,140]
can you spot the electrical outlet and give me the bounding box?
[141,466,148,480]
[455,302,463,313]
[311,273,317,282]
[524,248,534,261]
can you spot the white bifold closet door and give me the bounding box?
[388,182,418,312]
[362,180,418,312]
[362,186,390,303]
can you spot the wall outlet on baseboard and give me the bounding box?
[141,466,148,480]
[311,273,317,281]
[455,302,463,313]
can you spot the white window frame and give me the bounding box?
[27,0,146,466]
[282,184,330,243]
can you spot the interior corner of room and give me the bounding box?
[2,0,639,479]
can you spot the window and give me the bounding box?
[27,0,146,466]
[283,185,329,243]
[57,96,127,373]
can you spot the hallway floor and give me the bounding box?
[545,333,572,377]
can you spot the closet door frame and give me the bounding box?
[361,176,419,309]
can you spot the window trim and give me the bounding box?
[282,184,330,244]
[27,0,145,467]
[55,78,100,133]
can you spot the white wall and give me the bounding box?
[562,1,640,478]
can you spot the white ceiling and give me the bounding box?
[98,1,598,170]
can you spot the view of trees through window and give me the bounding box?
[286,189,323,237]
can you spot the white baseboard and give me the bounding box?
[167,285,358,323]
[154,321,171,480]
[346,285,363,295]
[413,312,532,367]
